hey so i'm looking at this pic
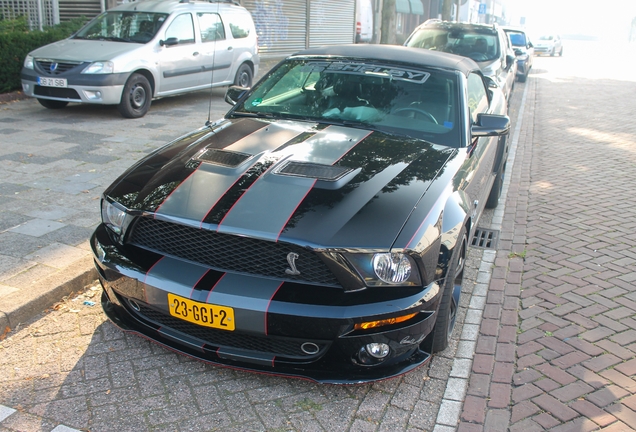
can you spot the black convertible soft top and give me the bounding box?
[290,44,479,76]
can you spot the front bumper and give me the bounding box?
[21,68,128,105]
[534,47,552,55]
[92,224,440,384]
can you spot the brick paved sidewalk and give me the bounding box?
[458,57,636,430]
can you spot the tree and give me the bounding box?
[441,0,453,21]
[380,0,397,44]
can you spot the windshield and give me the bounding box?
[73,11,168,43]
[231,59,460,147]
[539,35,554,41]
[405,26,500,63]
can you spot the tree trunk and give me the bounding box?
[441,0,453,21]
[381,0,397,44]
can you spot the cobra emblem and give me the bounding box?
[285,252,301,275]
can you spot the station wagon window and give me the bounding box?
[467,73,489,124]
[229,22,250,39]
[197,13,225,42]
[165,13,195,44]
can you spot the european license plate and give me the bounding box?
[37,77,67,87]
[167,293,235,331]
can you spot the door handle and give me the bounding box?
[193,51,200,56]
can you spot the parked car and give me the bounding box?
[503,27,534,82]
[404,20,517,101]
[534,34,563,56]
[21,0,259,118]
[92,44,510,383]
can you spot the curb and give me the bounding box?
[0,256,97,331]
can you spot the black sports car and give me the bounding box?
[92,45,510,384]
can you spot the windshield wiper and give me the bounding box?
[231,112,276,119]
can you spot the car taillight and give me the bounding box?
[356,21,361,34]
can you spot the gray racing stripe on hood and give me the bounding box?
[155,122,308,221]
[218,126,371,241]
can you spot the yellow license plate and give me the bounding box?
[167,293,235,331]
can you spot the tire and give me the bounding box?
[118,73,152,118]
[550,48,555,57]
[37,99,68,109]
[486,160,506,209]
[559,47,564,56]
[430,227,467,353]
[234,63,253,88]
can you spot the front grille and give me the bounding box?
[135,301,327,359]
[129,217,341,287]
[34,86,81,100]
[35,60,83,75]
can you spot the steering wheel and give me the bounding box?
[393,107,438,124]
[468,52,488,61]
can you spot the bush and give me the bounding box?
[0,17,87,93]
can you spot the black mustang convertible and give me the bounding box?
[92,45,510,384]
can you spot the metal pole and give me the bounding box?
[455,0,460,22]
[37,0,44,30]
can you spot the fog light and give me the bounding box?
[365,343,390,359]
[22,83,30,92]
[84,90,103,101]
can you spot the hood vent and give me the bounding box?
[198,149,251,168]
[276,161,352,181]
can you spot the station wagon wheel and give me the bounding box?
[393,107,438,124]
[118,73,152,118]
[430,227,467,353]
[234,63,253,88]
[37,99,69,109]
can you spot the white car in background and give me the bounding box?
[534,34,563,56]
[21,0,259,118]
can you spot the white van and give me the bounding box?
[355,0,373,43]
[21,0,259,118]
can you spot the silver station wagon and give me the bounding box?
[21,0,259,118]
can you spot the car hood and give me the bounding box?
[105,118,455,250]
[30,38,141,62]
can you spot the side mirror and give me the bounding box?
[225,85,248,106]
[505,54,515,70]
[160,37,179,47]
[527,42,533,48]
[471,113,510,137]
[484,76,498,89]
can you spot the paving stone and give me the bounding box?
[8,218,67,237]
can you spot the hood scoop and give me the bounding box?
[197,149,251,168]
[275,161,361,190]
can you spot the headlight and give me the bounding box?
[373,253,412,284]
[101,199,126,234]
[24,55,34,69]
[83,61,114,74]
[344,252,422,287]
